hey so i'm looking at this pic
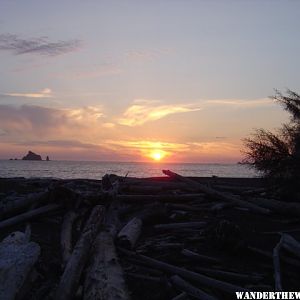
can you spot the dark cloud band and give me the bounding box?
[0,34,81,56]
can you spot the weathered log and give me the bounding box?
[281,233,300,259]
[106,199,122,237]
[0,231,40,300]
[154,222,206,231]
[194,267,264,283]
[273,236,283,291]
[55,205,105,300]
[171,292,190,300]
[124,185,163,194]
[0,190,48,219]
[125,272,162,283]
[181,249,221,264]
[165,203,204,212]
[247,246,273,259]
[120,248,248,294]
[162,170,270,215]
[117,194,205,203]
[61,210,78,267]
[170,275,218,300]
[211,202,234,211]
[84,230,130,300]
[117,217,142,249]
[245,197,300,217]
[0,204,61,230]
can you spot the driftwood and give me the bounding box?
[181,249,221,264]
[55,205,105,300]
[0,190,48,219]
[117,194,205,203]
[170,275,218,300]
[281,233,300,259]
[84,230,130,300]
[1,173,300,298]
[245,197,300,217]
[273,236,283,291]
[171,292,190,300]
[194,267,264,283]
[162,170,271,215]
[61,210,78,267]
[154,222,206,231]
[120,249,248,294]
[0,231,40,300]
[0,204,61,230]
[125,272,162,283]
[117,217,143,249]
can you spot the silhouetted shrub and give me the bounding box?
[242,90,300,199]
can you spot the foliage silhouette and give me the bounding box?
[242,90,300,199]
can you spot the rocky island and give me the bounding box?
[22,151,42,161]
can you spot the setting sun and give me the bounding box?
[150,151,165,161]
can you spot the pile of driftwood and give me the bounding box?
[0,170,300,300]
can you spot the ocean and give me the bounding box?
[0,160,258,179]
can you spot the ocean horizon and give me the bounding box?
[0,159,258,179]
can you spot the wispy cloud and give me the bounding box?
[118,99,202,126]
[17,139,101,150]
[0,34,81,56]
[108,140,189,152]
[3,88,52,98]
[204,98,273,108]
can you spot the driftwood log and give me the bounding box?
[273,236,283,291]
[0,190,48,219]
[55,205,105,300]
[0,231,40,300]
[117,194,205,203]
[170,275,218,300]
[245,197,300,217]
[61,210,78,267]
[154,222,206,231]
[84,230,130,300]
[120,249,248,294]
[117,217,143,249]
[162,170,270,215]
[0,203,61,230]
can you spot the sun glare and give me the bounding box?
[150,151,165,161]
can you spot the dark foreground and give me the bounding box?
[0,172,300,300]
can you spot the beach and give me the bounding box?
[1,172,299,299]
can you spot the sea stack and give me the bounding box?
[46,156,50,161]
[22,151,42,161]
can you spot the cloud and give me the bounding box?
[0,34,81,56]
[107,140,189,152]
[118,99,202,126]
[17,139,101,150]
[204,98,273,108]
[3,88,52,98]
[0,104,104,137]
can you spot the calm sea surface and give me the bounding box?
[0,160,257,179]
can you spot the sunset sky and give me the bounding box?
[0,1,299,162]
